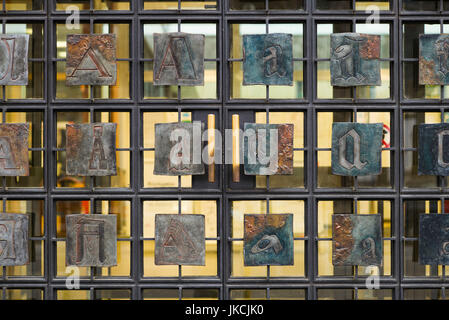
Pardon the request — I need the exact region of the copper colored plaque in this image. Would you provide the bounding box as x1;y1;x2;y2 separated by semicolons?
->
0;123;29;176
66;34;117;86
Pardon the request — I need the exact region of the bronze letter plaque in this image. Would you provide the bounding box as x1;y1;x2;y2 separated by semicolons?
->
66;123;117;176
153;32;205;86
0;123;29;176
419;34;449;85
153;122;205;176
0;213;29;266
0;34;29;85
66;34;117;86
66;214;117;267
155;214;205;265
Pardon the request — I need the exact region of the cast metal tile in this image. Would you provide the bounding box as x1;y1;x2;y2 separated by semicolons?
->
66;214;117;267
419;34;449;85
0;123;29;176
0;34;29;85
243;33;293;86
244;214;294;266
154;214;205;266
153;122;205;176
330;33;381;87
331;122;383;176
66;123;117;176
243;123;293;175
419;214;449;265
332;214;382;266
418;123;449;176
0;213;29;266
153;32;205;86
66;34;117;86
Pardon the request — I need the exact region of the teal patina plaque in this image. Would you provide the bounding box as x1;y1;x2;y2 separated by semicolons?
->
331;122;383;176
330;33;381;87
153;32;204;86
418;123;449;176
419;214;449;265
243;123;293;176
419;34;449;85
332;214;382;266
242;33;293;86
244;214;294;266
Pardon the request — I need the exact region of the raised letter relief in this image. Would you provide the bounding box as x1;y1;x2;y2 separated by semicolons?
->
66;123;117;176
66;34;117;86
419;34;449;85
0;34;29;85
155;214;205;265
153;33;204;86
66;214;117;267
0;213;28;266
331;122;383;176
0;123;29;176
243;123;294;176
243;33;293;86
332;214;382;266
419;214;449;265
418;123;449;176
244;214;293;266
153;122;204;176
330;33;381;87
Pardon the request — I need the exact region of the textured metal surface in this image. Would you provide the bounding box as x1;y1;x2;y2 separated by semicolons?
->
243;33;293;86
0;34;29;86
66;123;117;176
243;123;293;175
419;214;449;265
153;32;205;86
0;123;29;176
153;122;205;176
332;214;382;266
66;34;117;86
418;123;449;175
66;214;117;267
330;33;381;87
0;213;29;266
243;214;293;266
154;214;205;266
331;122;383;176
419;34;449;85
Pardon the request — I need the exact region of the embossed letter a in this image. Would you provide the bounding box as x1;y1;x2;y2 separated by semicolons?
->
156;36;197;81
0;136;18;170
437;130;449;168
338;129;367;170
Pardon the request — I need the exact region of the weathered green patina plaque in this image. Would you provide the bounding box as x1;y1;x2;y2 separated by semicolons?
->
419;34;449;85
244;214;294;266
418;123;449;176
419;214;449;265
332;214;382;266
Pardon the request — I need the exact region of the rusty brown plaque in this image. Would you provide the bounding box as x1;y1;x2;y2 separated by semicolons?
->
66;214;117;267
0;34;29;85
66;123;117;176
0;123;29;176
0;213;29;266
66;34;117;86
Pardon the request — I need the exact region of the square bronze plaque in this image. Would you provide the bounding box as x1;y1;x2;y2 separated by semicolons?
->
330;33;381;87
419;34;449;85
66;214;117;267
153;122;205;176
418;123;449;176
66;34;117;86
0;213;29;266
243;123;294;175
419;214;449;265
155;214;205;265
153;32;205;86
332;214;382;266
66;123;117;176
0;123;29;176
244;214;294;266
0;34;29;85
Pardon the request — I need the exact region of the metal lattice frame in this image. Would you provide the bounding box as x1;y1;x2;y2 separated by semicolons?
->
0;0;448;300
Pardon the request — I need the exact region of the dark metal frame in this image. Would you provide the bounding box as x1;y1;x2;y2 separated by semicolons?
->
0;0;446;300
